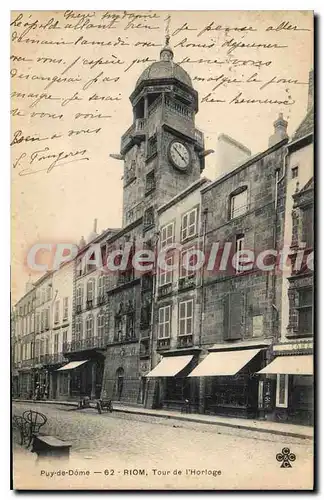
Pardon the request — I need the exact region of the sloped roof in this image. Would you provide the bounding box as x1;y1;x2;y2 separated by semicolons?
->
291;107;314;142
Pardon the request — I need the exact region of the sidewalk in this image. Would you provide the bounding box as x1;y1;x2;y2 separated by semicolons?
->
13;399;313;440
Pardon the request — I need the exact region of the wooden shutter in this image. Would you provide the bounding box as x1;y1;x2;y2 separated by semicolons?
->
223;292;242;340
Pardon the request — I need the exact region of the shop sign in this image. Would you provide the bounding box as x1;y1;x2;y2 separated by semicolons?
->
273;341;313;354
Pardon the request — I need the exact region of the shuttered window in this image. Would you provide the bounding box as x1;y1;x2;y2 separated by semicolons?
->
223;292;243;340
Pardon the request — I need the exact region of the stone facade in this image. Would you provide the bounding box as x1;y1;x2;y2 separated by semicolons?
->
201;140;288;347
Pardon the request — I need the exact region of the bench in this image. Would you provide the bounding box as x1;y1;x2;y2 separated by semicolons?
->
96;399;113;414
13;410;47;447
31;435;72;460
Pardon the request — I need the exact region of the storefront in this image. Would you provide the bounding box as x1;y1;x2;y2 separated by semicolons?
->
188;344;268;419
258;340;313;426
146;352;199;412
57;357;105;401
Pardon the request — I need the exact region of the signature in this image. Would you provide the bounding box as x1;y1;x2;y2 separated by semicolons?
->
13;147;90;175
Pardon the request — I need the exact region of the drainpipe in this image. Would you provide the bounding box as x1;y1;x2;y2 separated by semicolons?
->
272;147;289;342
198;208;208;415
199;208;208;347
149;231;160;370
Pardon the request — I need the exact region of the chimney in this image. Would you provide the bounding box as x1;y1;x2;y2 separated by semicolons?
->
93;218;98;233
307;69;314;112
79;236;86;248
268;113;288;147
214;134;251;177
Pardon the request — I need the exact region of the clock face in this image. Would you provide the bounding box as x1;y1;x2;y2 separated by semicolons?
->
169;141;190;171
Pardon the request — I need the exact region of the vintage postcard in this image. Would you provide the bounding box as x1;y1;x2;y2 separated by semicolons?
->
11;10;314;490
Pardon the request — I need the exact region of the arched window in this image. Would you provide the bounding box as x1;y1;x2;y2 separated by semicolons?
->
86;314;94;338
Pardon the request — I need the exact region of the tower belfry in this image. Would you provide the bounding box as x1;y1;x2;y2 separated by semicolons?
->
119;35;205;229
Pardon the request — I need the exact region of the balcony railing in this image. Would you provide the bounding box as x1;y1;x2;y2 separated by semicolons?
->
165;96;193;120
177;334;193;348
86;299;93;310
121;118;146;153
20;359;34;368
158;283;173;298
113;330;137;343
97;295;105;306
157;338;171;350
63;336;108;353
47;352;67;365
178;275;196;291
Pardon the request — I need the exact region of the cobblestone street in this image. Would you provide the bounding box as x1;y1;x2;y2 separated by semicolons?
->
12;402;313;490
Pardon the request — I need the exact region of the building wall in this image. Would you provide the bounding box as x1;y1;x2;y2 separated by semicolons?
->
51;261;74;351
280;142;313;340
200;141;287;349
152;182;207;368
214;134;251;178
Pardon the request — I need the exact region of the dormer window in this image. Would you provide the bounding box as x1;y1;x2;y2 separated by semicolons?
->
230;187;248;219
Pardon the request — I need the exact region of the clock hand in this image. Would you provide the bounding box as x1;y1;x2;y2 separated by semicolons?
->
174;147;186;162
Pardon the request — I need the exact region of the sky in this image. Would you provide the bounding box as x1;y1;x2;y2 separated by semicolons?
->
11;10;313;302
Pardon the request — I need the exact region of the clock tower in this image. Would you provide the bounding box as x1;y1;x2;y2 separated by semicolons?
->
119;36;205;228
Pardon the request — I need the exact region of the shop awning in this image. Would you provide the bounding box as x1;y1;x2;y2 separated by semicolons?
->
257;355;313;375
188;348;263;377
57;360;88;371
146;355;193;377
